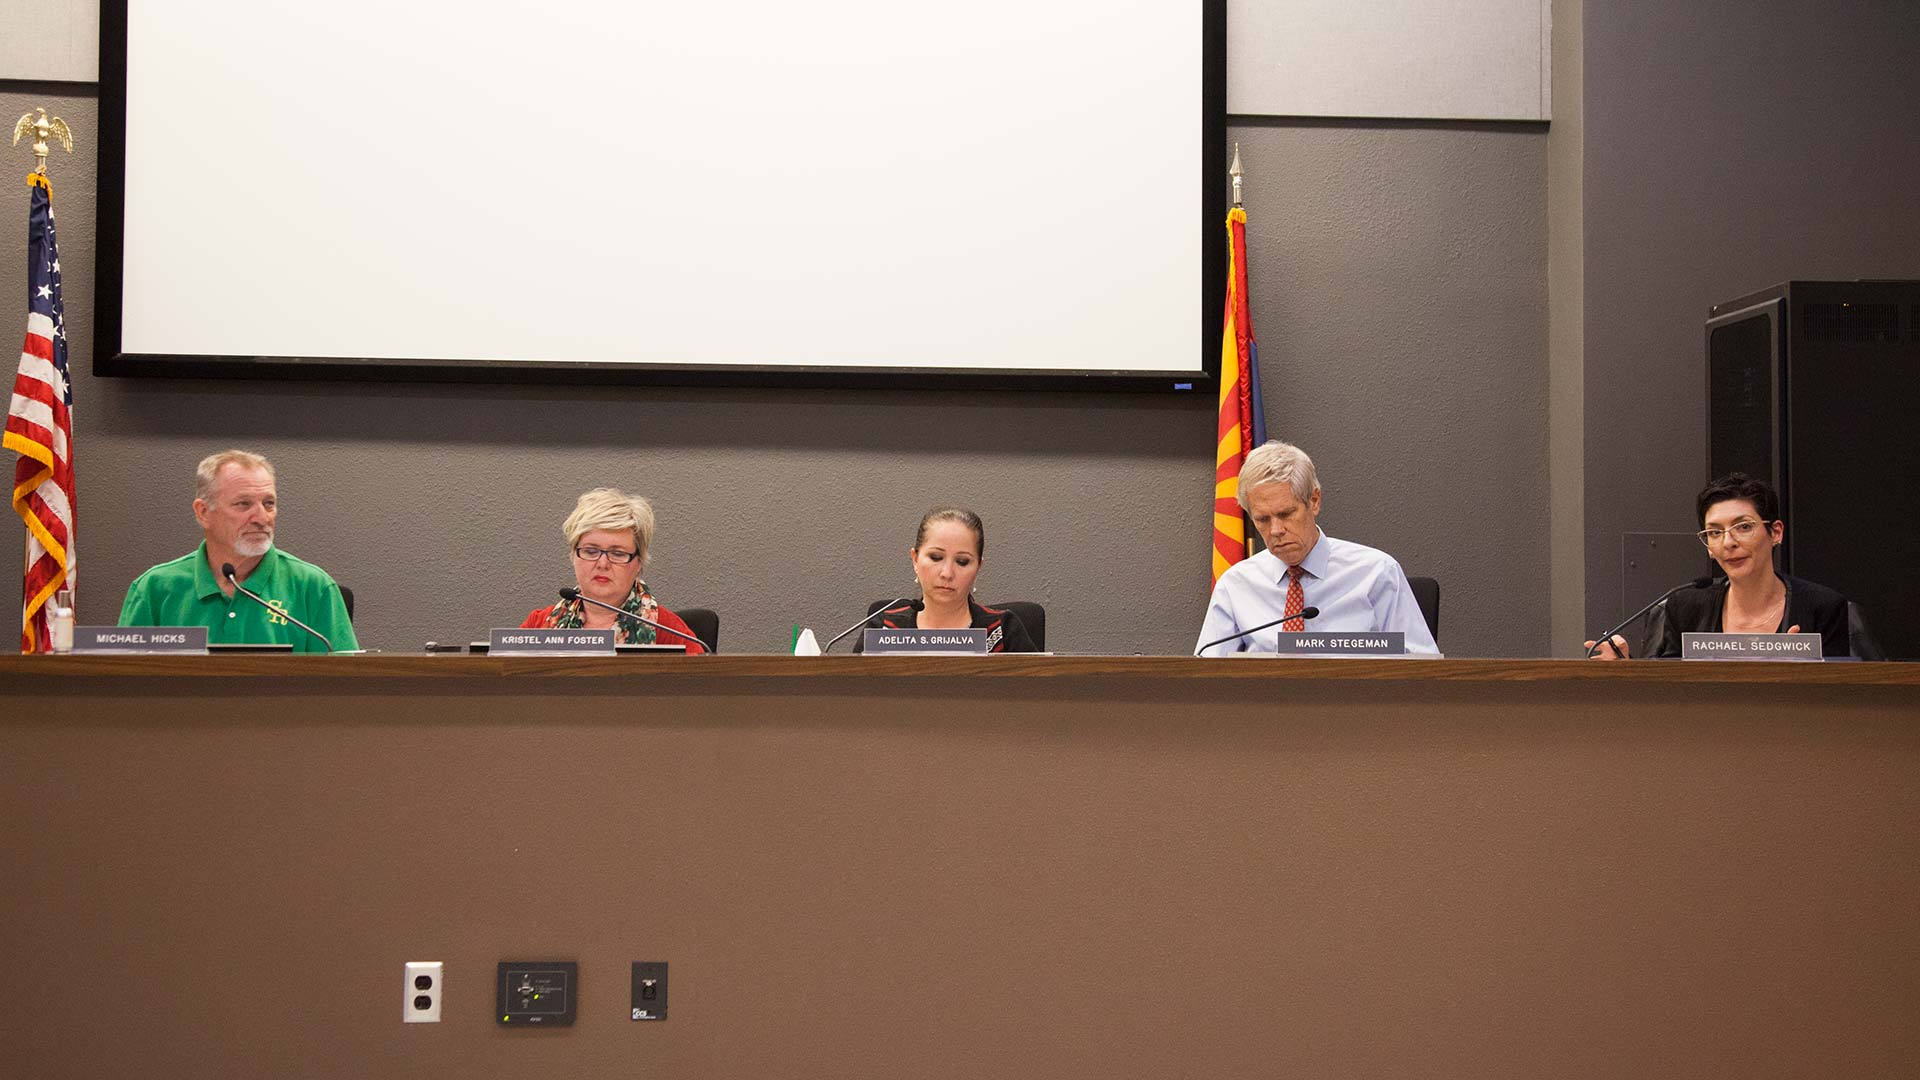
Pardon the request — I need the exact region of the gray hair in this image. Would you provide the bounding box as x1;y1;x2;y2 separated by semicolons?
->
194;450;275;504
1236;440;1318;510
563;488;656;565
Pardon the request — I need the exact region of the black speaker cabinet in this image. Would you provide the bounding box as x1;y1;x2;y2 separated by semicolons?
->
1707;280;1920;659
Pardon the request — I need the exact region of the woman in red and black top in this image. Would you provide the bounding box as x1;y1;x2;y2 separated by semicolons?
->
856;507;1037;653
519;487;707;654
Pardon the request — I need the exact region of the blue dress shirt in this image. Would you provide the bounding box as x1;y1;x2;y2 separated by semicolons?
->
1195;530;1439;656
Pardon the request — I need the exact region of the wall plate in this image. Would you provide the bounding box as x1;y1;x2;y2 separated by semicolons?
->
497;961;577;1026
631;962;668;1021
404;961;442;1023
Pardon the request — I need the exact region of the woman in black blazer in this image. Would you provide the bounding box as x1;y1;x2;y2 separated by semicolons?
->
1587;474;1853;659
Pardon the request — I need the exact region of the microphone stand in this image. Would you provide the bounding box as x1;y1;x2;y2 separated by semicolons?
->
1195;607;1320;656
559;587;711;653
1584;576;1718;658
221;562;334;653
825;595;918;653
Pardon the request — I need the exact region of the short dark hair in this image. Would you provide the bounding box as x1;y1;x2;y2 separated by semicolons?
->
915;507;985;558
1696;473;1780;526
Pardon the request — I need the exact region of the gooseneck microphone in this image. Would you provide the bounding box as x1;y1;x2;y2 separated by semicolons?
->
1194;607;1321;656
221;562;334;653
558;587;711;653
825;595;919;653
1585;576;1718;658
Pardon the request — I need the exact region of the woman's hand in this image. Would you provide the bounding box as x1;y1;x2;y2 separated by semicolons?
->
1583;635;1630;659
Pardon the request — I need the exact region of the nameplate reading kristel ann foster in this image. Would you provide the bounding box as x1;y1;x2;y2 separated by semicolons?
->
1272;631;1406;656
72;626;210;654
862;628;990;655
488;628;615;655
1681;632;1824;661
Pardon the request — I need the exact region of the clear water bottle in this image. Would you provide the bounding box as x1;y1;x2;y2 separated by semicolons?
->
49;587;74;653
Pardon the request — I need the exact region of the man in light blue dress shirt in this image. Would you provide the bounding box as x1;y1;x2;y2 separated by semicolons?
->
1196;440;1439;656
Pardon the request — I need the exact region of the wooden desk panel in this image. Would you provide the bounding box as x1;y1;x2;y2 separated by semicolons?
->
4;658;1916;1078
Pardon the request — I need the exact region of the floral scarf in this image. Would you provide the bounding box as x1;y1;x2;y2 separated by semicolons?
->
541;581;660;644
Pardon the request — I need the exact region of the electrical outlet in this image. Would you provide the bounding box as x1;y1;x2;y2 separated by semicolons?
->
405;961;443;1023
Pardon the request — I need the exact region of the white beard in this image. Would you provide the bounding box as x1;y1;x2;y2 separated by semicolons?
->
234;533;274;558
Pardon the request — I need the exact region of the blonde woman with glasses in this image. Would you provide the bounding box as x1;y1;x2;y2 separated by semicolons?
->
518;488;708;653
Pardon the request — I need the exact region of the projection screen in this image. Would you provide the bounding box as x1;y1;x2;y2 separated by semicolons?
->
98;0;1226;391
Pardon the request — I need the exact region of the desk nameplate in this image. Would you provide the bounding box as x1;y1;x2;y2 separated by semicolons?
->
1682;632;1824;661
863;628;989;654
73;626;208;654
488;628;615;655
1273;631;1405;656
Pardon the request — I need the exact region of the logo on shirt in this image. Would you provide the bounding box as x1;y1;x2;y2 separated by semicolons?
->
987;625;1003;650
264;598;291;626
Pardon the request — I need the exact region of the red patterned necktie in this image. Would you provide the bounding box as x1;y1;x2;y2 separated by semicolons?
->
1282;565;1306;632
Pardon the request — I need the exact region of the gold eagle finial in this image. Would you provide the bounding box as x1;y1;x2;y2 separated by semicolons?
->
13;108;76;176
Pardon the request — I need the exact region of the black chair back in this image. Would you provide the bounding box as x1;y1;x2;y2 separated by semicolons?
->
338;585;355;623
996;601;1046;651
1407;577;1439;646
676;607;720;654
1848;601;1885;661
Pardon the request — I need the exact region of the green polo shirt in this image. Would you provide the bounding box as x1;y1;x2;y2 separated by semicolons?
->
118;542;360;653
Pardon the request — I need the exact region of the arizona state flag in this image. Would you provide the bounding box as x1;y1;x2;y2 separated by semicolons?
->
1212;207;1265;584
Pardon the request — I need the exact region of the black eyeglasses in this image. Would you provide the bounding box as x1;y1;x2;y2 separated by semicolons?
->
573;545;639;565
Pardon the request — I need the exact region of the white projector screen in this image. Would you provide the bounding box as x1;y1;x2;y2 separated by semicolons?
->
101;0;1223;389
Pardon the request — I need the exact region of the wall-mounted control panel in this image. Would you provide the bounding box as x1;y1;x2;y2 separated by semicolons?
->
496;961;577;1026
630;961;668;1020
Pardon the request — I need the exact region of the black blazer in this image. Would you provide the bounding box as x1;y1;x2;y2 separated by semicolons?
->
1643;574;1851;658
852;598;1038;653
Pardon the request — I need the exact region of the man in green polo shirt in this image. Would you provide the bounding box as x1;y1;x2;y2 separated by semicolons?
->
118;450;359;653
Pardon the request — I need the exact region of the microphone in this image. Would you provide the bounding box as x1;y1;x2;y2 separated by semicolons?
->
558;586;711;653
1585;576;1717;658
1195;607;1321;656
221;562;334;653
826;595;919;653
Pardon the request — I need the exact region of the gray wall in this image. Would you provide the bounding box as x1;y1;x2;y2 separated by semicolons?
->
9;6;1912;652
1582;0;1920;626
0;81;1553;657
1231;119;1548;657
1545;0;1583;653
0;1;96;82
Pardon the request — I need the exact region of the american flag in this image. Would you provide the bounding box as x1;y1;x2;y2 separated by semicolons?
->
5;172;75;653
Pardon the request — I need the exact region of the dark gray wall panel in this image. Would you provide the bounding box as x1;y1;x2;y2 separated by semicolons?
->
1582;0;1920;629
